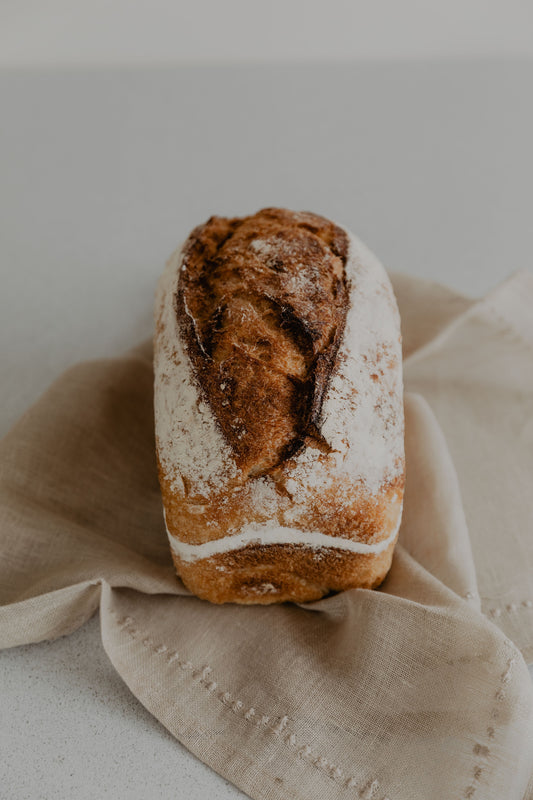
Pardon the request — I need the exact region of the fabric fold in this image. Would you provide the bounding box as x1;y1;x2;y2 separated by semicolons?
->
401;392;479;607
402;271;533;660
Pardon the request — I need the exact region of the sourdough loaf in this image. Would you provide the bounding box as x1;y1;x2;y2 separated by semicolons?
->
154;208;404;603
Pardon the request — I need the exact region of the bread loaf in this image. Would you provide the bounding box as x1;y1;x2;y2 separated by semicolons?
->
154;208;404;604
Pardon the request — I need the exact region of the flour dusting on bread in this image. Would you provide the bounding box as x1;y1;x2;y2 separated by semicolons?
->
154;208;404;603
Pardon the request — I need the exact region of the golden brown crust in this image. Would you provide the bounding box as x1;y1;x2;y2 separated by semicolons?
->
177;208;349;476
155;207;404;604
172;539;397;605
158;463;403;547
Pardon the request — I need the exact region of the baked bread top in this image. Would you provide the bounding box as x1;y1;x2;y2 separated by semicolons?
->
177;208;350;478
154;208;403;545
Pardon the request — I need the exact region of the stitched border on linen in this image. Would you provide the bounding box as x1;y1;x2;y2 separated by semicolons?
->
110;610;393;799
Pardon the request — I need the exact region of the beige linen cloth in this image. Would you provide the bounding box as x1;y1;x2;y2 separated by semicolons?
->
1;273;533;800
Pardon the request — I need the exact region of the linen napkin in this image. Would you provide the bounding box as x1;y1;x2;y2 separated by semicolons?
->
1;272;533;800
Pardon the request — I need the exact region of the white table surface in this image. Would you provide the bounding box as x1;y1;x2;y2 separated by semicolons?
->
1;61;532;799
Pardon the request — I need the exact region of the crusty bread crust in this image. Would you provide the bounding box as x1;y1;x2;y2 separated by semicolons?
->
173;539;397;605
154;208;404;604
177;208;349;476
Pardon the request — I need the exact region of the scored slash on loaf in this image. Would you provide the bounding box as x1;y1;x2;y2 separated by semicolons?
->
154;208;404;604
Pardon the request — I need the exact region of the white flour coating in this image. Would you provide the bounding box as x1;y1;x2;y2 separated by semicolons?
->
249;238;272;257
283;231;404;507
249;237;311;295
154;224;404;525
165;515;401;563
154;247;240;496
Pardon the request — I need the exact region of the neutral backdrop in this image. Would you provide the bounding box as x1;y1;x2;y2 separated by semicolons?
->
2;61;533;436
1;26;533;800
2;0;533;64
